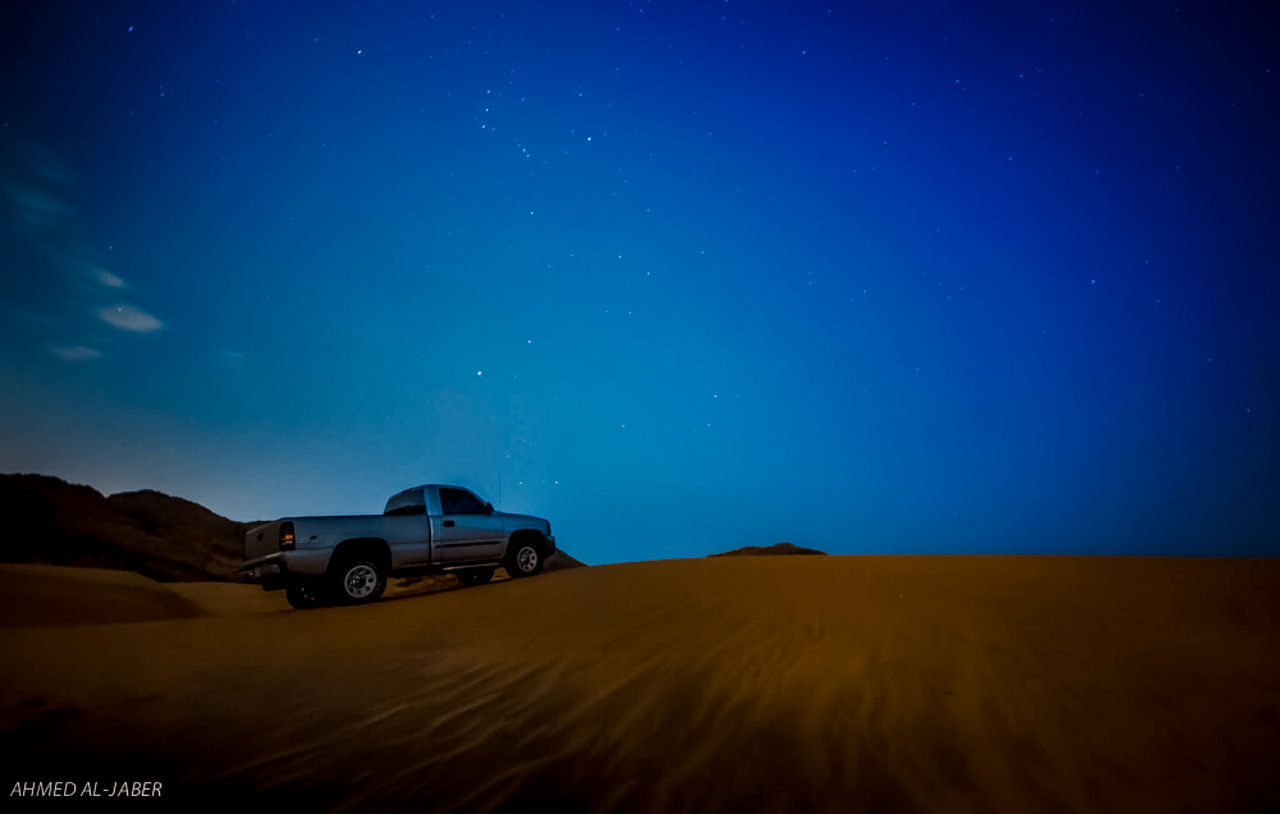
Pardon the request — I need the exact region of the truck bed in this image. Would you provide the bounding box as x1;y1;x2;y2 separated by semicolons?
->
243;514;429;564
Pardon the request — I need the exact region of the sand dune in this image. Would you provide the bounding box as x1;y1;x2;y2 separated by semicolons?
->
3;557;1279;811
0;564;205;627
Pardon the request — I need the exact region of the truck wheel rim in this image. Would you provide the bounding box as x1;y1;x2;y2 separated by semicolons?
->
344;564;378;598
517;545;538;572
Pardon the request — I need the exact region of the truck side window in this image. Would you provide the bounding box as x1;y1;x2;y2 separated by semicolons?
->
385;504;425;516
440;488;486;515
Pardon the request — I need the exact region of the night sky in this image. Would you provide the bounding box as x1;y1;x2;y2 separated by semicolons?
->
2;1;1276;563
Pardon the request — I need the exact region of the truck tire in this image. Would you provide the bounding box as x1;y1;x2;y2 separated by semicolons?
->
505;539;544;579
332;559;387;605
457;567;495;586
285;581;328;610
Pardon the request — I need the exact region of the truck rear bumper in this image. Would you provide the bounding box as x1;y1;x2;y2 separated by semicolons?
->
234;557;289;591
235;549;330;590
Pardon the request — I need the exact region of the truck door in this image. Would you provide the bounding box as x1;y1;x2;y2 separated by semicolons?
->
435;487;505;563
382;488;433;568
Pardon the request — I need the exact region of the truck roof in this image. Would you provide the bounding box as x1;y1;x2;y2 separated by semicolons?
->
384;484;486;515
395;483;464;495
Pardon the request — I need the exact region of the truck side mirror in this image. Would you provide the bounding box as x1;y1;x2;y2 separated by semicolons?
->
485;502;494;514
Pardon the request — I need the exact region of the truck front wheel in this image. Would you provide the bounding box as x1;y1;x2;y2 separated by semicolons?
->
505;540;544;579
333;559;387;605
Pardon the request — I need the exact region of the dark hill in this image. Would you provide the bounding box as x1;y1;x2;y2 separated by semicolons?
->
0;474;259;581
107;488;250;566
0;473;586;581
711;542;827;557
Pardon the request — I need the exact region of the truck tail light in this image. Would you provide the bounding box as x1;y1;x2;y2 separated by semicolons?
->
280;522;295;551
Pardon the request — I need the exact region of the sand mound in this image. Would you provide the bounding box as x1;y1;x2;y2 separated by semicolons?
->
0;564;205;627
3;556;1279;811
711;541;827;556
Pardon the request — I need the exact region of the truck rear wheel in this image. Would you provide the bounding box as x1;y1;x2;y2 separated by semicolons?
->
332;559;387;605
457;567;495;586
505;539;544;579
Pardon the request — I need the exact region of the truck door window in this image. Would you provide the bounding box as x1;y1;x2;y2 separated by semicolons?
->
440;488;487;515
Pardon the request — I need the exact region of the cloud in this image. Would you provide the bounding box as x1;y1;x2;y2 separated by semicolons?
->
49;345;103;361
98;304;163;333
8;181;73;228
2;305;70;328
95;268;127;288
6;139;163;354
28;142;76;187
6;139;76;232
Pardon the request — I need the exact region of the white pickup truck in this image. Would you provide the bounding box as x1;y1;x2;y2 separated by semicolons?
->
236;484;556;609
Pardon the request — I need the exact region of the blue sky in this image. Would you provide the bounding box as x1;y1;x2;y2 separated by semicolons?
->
1;0;1275;563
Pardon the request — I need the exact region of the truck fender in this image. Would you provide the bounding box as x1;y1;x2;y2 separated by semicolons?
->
327;538;392;575
505;529;547;555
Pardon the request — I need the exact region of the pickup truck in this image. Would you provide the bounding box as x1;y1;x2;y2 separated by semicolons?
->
236;484;556;609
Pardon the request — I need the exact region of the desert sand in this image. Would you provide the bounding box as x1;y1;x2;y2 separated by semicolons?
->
3;556;1279;811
